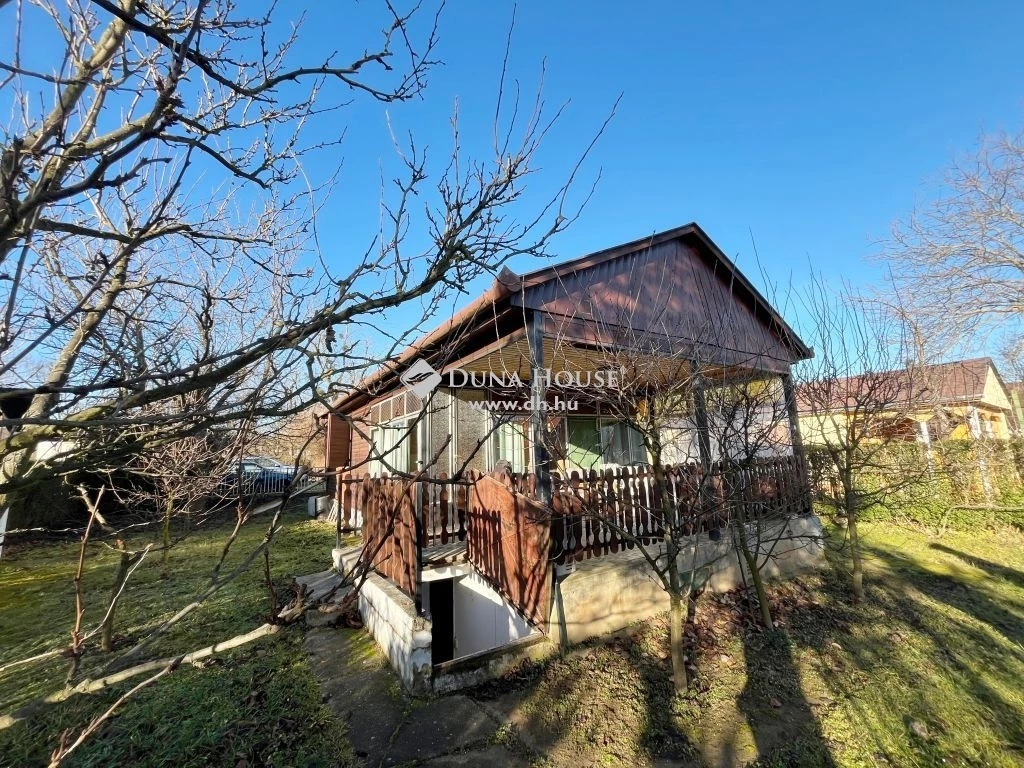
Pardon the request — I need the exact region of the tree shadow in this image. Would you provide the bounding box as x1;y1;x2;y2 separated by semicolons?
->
865;543;1024;654
470;626;704;766
735;628;837;767
928;542;1024;591
857;543;1024;753
791;538;1024;765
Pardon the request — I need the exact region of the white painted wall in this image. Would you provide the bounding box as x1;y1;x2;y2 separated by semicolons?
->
452;572;534;660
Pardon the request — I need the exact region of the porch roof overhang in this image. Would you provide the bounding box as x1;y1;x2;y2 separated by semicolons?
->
332;222;813;414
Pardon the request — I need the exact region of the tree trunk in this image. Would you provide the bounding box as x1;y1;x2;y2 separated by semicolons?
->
747;552;774;628
101;540;131;653
162;493;174;567
737;529;774;628
849;512;864;603
669;592;688;693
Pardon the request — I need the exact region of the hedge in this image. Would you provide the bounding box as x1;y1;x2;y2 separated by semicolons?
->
806;438;1024;531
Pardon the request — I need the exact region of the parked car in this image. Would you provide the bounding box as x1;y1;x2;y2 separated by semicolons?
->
243;456;296;475
221;460;295;497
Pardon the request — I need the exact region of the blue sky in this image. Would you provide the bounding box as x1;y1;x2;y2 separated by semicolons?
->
14;1;1022;349
288;1;1024;343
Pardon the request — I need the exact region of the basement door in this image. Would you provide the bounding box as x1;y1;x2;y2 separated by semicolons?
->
430;579;455;665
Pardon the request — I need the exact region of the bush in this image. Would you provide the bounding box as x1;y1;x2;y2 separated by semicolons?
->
806;439;1024;531
2;479;80;531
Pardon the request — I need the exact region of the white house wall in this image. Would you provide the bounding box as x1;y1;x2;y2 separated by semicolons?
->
452;571;534;659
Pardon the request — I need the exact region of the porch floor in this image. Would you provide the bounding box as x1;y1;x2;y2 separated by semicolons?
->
423;540;468;567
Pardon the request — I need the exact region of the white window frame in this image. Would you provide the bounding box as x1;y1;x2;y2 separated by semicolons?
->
489;416;529;473
369;417;417;476
598;418;648;467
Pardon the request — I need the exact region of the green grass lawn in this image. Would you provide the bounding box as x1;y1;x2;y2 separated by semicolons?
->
471;520;1024;767
2;509;1022;767
806;521;1024;767
0;506;352;767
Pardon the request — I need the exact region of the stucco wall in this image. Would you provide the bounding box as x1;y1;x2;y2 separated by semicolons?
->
551;515;825;646
982;366;1012;411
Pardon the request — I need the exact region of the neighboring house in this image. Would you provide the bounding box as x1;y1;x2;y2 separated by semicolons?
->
1008;381;1024;436
797;357;1015;447
322;222;820;693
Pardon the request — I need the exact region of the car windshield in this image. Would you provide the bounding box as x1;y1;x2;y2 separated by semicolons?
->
245;457;283;468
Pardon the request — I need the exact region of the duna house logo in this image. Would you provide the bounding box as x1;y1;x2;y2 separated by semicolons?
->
400;359;442;399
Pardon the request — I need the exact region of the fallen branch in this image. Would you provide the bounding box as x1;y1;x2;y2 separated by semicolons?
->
48;664;175;768
0;623;280;731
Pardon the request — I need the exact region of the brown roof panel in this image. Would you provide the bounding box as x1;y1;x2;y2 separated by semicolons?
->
796;357;998;413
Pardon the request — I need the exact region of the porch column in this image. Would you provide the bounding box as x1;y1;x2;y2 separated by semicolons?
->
692;386;713;469
528;313;552;504
968;406;983;439
781;373;805;462
917;419;931;449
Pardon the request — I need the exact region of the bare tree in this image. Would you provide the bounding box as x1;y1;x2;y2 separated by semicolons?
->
0;0;603;500
795;284;929;603
0;1;608;757
701;374;802;629
881;130;1024;356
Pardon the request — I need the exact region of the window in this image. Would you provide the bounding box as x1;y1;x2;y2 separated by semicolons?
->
369;418;418;475
491;418;528;473
565;417;602;472
563;417;647;471
599;419;647;466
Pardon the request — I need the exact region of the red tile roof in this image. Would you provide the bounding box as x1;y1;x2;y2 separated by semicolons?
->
797;357;997;413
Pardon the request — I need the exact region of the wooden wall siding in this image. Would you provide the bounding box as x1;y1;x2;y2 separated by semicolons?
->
467;473;552;629
325;414;351;471
350;429;370;473
503;456;810;564
518;239;797;370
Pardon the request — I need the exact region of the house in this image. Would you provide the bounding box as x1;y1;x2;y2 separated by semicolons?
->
797;357;1016;447
1008;381;1024;435
322;223;821;693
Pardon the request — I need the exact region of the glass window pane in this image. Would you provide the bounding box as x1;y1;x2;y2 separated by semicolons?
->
567;417;602;472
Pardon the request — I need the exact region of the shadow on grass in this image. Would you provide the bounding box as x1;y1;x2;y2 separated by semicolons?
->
470;626;703;766
466;528;1024;766
780;535;1024;766
929;542;1024;591
737;628;837;768
860;543;1024;755
471;607;841;767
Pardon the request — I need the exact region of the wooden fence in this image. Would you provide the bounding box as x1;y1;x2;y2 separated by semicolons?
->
355;476;420;597
467;473;552;629
499;455;810;564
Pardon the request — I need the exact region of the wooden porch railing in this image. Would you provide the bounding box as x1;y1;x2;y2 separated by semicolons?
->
334;471;470;598
466;473;552;629
499;455;811;564
335;453;810;596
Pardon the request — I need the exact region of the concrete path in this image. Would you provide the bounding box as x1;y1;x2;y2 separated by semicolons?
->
305;627;531;767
